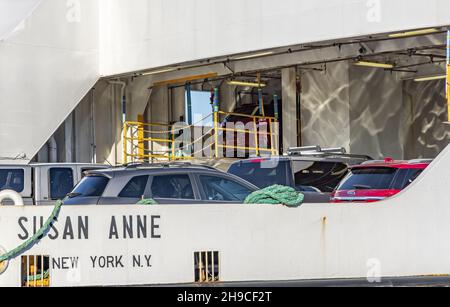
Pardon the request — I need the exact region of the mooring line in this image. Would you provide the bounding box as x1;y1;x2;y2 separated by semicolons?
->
0;200;63;263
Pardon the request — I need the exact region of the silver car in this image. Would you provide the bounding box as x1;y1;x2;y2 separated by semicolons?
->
64;163;259;205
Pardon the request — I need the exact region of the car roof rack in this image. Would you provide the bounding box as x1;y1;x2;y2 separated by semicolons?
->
123;161;218;170
408;159;433;164
288;146;346;155
287;146;373;160
360;160;390;165
360;158;433;166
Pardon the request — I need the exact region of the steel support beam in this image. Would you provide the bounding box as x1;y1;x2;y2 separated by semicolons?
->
282;67;298;153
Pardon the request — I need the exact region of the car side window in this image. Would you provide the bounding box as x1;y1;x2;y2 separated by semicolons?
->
403;169;424;189
392;169;424;190
119;175;149;198
199;175;252;202
49;168;74;200
151;175;194;199
0;169;25;193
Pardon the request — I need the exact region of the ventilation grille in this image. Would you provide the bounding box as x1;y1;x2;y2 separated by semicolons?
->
21;255;50;287
194;251;219;283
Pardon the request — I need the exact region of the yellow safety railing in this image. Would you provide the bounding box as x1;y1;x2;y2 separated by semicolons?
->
123;114;217;163
216;111;279;157
123;112;279;164
123;121;182;163
123;88;279;164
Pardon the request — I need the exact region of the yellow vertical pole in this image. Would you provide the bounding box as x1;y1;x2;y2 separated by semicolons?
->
213;87;220;159
123;122;128;165
274;120;278;155
275;120;280;154
214;112;219;158
273;94;280;155
33;255;37;288
268;118;276;156
253;117;260;156
137;114;145;161
171;131;176;161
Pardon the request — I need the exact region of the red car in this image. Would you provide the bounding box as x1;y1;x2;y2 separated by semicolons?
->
331;158;432;203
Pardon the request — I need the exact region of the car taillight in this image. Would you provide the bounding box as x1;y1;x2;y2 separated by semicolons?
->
330;191;337;201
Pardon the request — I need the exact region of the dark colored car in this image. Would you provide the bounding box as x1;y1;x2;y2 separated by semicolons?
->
63;163;259;205
228;146;372;203
331;159;431;203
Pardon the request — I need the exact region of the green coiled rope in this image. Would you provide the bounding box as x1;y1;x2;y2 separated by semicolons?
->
137;199;158;205
244;185;305;207
0;200;63;263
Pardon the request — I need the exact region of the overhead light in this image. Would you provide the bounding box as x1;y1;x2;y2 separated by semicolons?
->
141;67;177;76
233;51;274;60
388;28;440;38
227;80;267;87
354;61;394;69
413;75;446;82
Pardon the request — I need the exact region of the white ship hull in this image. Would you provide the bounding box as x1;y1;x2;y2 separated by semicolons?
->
1;144;450;287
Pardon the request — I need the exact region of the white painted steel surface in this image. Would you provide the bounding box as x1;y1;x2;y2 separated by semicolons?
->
0;0;99;163
0;0;42;40
1;0;450;163
0;143;449;286
99;0;450;76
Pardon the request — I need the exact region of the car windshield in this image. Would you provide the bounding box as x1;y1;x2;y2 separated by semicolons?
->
338;167;398;191
293;161;348;193
199;175;253;201
228;160;289;188
68;176;109;198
